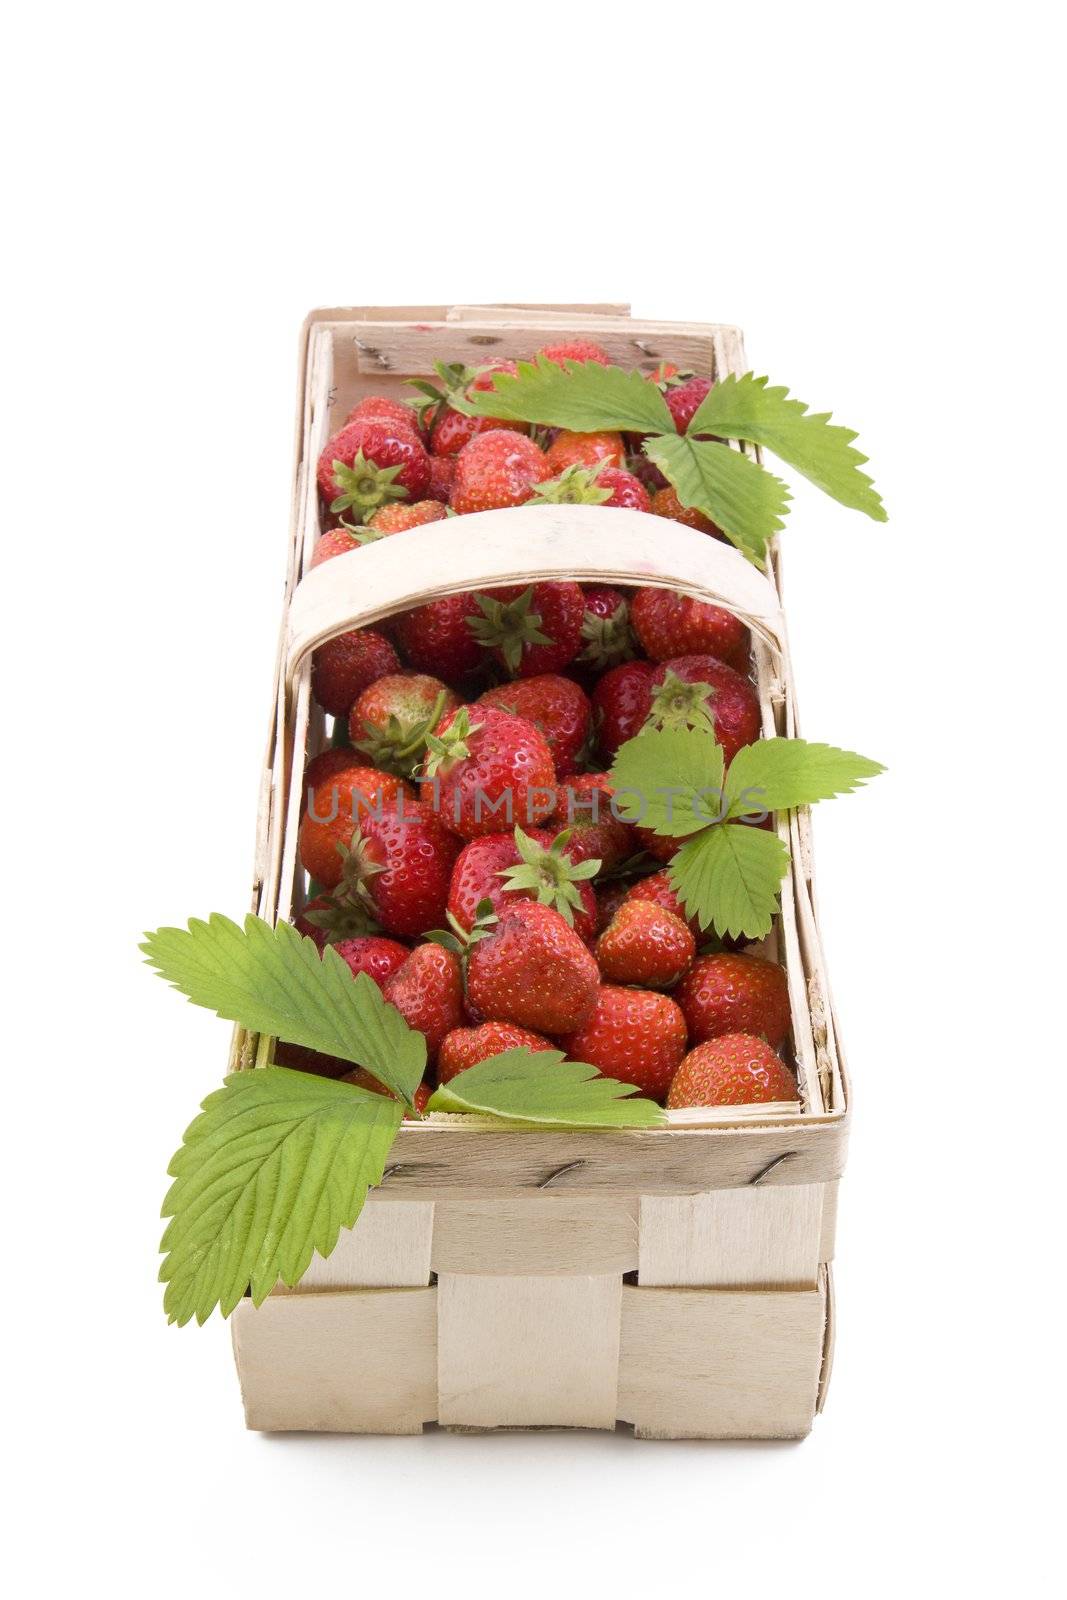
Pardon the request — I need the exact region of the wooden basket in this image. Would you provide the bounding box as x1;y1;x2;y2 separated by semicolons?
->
229;305;849;1439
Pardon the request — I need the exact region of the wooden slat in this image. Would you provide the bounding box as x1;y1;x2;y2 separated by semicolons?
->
232;1288;437;1433
430;1197;638;1276
617;1281;826;1439
341;318;726;377
283;1201;435;1290
446;303;632;321
637;1185;825;1288
436;1274;622;1429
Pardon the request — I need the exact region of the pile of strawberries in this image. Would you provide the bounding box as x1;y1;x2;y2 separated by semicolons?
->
286;338;799;1113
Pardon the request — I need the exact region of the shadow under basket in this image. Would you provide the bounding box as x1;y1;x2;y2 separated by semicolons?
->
229;303;850;1439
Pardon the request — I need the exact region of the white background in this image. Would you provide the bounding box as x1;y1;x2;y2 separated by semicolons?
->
4;4;1063;1595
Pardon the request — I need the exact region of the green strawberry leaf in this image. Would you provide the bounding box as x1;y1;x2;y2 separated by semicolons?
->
669;823;791;939
643;433;789;566
725;738;886;818
161;1068;403;1325
686;373;887;521
457;356;676;434
141;913;426;1107
427;1048;665;1127
608;728;726;837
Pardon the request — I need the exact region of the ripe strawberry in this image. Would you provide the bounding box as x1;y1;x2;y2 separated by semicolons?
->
544;430;625;474
394;593;484;679
595;882;629;934
594;466;652;511
447;827;598;941
332;935;410;989
366;499;448;536
551;773;636;871
410;360;527;456
646;361;683;384
451;431;548;514
316;418;431;518
663;375;713;433
428;454;456;502
437;1021;555;1085
647;655;761;764
467;901;599;1033
559;985;687;1100
311;628;399;718
468;583;584;677
595;901;695;989
301;746;372;816
650;484;723;538
298;768;414;890
345;395;421;431
310;525;363;568
349;672;459;776
477;674;591;776
666;1034;797;1108
537;339;611;367
577;586;638;670
382;943;464;1058
591;660;655;760
624;869;700;935
530;461;651;513
422;706;556;841
329;801;459;938
630;587;751;671
675;952;791;1049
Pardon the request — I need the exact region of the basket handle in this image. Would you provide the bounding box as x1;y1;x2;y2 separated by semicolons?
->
284;504;784;697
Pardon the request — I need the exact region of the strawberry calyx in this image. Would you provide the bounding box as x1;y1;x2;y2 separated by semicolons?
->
301;830;384;943
426;897;499;963
352;689;451;778
423;706;484;777
467;587;553;675
528;461;613;507
329;450;409;519
645;669;719;736
406;361;475;429
496;826;600;928
578;597;637;670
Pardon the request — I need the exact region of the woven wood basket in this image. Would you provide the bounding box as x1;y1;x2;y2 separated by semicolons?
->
229;304;848;1439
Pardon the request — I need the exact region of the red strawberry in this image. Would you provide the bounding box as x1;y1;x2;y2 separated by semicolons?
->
650;484;723;538
413;360;527;456
366;499;448;536
594;466;652;511
447;827;598;942
298;768;414;890
349;672;459;776
345;395;421;431
675;952;791;1049
630;588;750;672
301;747;372;816
310;525;362;568
559;985;687;1101
394;593;484;679
595;883;629;935
551;773;636;871
477;674;591;776
451;431;548;514
316;418;431;518
666;1034;797;1108
647;655;761;764
591;660;655;760
544;431;625;474
468;582;584;677
577;586;638;670
428;454;456;501
422;705;556;841
537;339;611;367
663;375;713;433
332;936;410;989
311;628;400;718
330;801;459;938
467;901;599;1033
624;869;700;935
595;901;695;989
437;1021;555;1085
646;361;683;384
382;943;464;1059
529;461;650;513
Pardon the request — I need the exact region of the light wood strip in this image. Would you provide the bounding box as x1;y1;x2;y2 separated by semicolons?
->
281;1201;435;1290
637;1185;825;1288
343;318;721;377
430;1197;639;1276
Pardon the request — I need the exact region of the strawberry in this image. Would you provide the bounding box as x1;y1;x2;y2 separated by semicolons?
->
530;462;651;513
410;360;527;457
537;339;611;367
630;587;751;671
591;660;655;760
293;894;336;949
577;586;638;670
595;882;629;934
646;361;683;384
311;628;399;718
298;768;414;891
666;1034;797;1108
301;746;372;816
332;936;410;988
447;826;598;941
422;705;556;841
451;431;549;515
327;801;459;938
624;869;701;935
316;418;431;519
663;375;713;433
366;499;448;536
594;466;652;511
437;1021;555;1085
595;901;695;989
467;901;599;1033
468;583;584;677
394;593;484;679
558;985;687;1101
341;1069;433;1116
345;395;421;431
428;454;456;502
349;672;459;777
675;952;791;1049
544;431;626;474
310;525;363;568
647;655;761;764
477;674;591;776
650;484;723;538
551;773;636;871
382;943;464;1058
